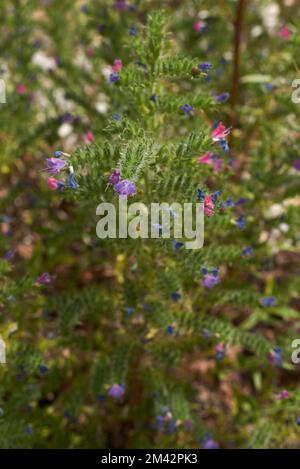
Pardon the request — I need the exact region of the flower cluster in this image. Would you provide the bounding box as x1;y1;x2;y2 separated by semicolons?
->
212;121;231;153
109;169;137;197
46;151;78;191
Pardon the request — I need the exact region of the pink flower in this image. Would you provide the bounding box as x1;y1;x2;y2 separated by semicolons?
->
198;152;214;165
37;272;53;285
86;47;94;57
112;59;123;73
48;177;58;190
197;152;224;173
85;131;95;143
279;26;292;39
17;84;28;95
276;390;290;400
193;20;206;33
212;158;224;172
212;122;231;142
204;195;215;217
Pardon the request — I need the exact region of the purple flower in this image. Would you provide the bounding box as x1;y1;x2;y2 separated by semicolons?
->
203;438;219;449
109;169;121;185
37;272;53;285
265;83;274;92
108;384;125;400
293;159;300;171
203;274;220;289
115;1;129;11
198;62;213;72
109;73;120;83
114;179;137;197
180;104;194;115
215;342;226;361
215;92;230;103
3;249;16;261
46;157;67;174
276;390;289;400
235;197;248;205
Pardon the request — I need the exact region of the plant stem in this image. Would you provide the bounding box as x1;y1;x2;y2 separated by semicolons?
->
231;0;247;129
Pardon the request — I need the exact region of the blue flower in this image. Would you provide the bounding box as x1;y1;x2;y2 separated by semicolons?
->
211;191;222;203
261;296;276;307
68;173;79;190
171;292;181;302
211;268;219;278
197;188;206;202
150;94;158;102
54;150;62;158
39;364;49;375
265;83;274;92
198;62;213;72
215;92;230;103
24;424;33;435
219;139;230;152
241;247;254;257
109;73;120;83
173;240;184;250
156;415;166;430
180;103;194;115
129;26;138;36
168;418;177;435
235;197;248;205
112;113;122;121
167;325;176;335
236;215;246;229
272;347;283;368
126;307;135;316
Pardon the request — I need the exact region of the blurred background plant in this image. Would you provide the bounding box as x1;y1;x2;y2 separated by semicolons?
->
1;0;300;449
